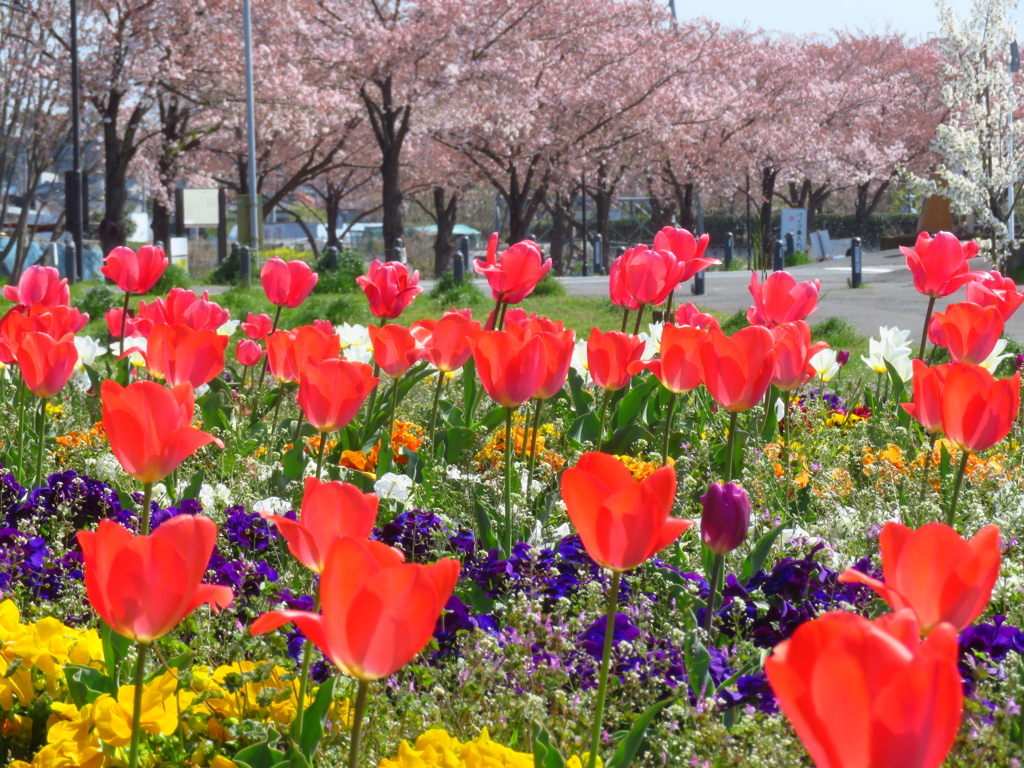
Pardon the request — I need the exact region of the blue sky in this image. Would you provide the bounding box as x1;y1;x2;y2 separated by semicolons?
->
689;0;1023;40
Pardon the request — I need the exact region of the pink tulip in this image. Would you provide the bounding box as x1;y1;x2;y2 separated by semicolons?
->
747;271;820;326
3;265;69;308
261;257;319;308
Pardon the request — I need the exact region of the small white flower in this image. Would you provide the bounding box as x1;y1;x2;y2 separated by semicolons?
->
979;338;1012;371
861;326;913;381
809;348;840;382
647;323;665;353
112;335;148;367
374;472;413;502
253;496;291;515
74;336;107;371
217;319;240;336
570;339;591;387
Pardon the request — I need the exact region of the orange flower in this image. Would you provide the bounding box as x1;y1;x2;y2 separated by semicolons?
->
141;322;229;389
587;328;645;392
14;330;77;398
770;321;828;392
839;522;1000;634
252;537;459;681
927;301;1003;365
472;329;547;407
941;363;1020;453
628;323;704;394
698;326;776;412
368;324;424;378
78;515;233;643
561;452;691;572
298;358;377;434
901;360;951;434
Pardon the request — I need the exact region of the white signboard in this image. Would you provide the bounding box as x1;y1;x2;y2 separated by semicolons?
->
780;209;808;252
169;236;189;272
810;230;833;260
182;189;220;227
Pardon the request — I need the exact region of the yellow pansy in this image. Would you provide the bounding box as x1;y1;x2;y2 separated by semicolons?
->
91;671;180;747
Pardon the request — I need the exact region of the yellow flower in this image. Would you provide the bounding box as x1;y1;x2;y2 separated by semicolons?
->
378;728;532;767
567;756;603;768
91;671;180;747
211;757;239;768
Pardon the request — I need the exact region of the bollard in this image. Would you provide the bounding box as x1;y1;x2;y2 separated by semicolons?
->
724;232;733;270
240;246;251;281
850;236;862;288
454;236;468;282
785;232;795;258
394;237;407;265
325;245;338;270
593;234;603;275
64;241;76;281
773;239;785;272
693;266;705;295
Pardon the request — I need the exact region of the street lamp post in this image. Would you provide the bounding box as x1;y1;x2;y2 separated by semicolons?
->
241;0;259;287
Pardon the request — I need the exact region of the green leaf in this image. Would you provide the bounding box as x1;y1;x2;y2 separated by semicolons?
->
740;523;790;582
64;664;116;708
435;427;475;463
566;414;601;447
684;634;712;698
761;387;780;443
606;697;675;768
233;730;286;768
567;367;594;415
200;389;230;432
473;498;498;551
180;468;205;503
101;621;131;686
291;677;336;762
476;406;507;431
532;723;566;768
613;377;657;430
602;424;650;454
884;360;906;404
282;444;308;481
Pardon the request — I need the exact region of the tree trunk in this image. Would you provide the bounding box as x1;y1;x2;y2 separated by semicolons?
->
758;167;779;270
648;187;677;233
360;78;411;261
852;179;891;238
546;195;572;275
432;187;458;277
98;91;146;255
325;185;342;249
381;146;403;260
152;200;171;248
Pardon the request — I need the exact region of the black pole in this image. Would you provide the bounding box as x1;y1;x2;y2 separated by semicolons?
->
581;173;587;269
851;236;863;288
724;231;733;270
773;239;784;272
68;0;83;283
217;188;228;264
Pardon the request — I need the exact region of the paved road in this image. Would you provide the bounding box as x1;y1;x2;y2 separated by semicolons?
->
425;249;1024;343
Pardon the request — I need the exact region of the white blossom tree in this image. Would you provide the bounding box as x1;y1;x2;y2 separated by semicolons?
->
913;0;1024;269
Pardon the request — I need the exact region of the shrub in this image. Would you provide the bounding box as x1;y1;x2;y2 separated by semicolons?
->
152;263;190;295
429;271;485;307
312;249;365;294
529;271;565;297
74;284;119;322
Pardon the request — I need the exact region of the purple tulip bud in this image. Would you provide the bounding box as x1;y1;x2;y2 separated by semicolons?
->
700;481;751;555
1016;353;1024;372
836;350;850;366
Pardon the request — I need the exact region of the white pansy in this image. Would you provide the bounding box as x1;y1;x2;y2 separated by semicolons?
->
217;319;240;336
647;323;665;353
336;323;374;364
112;335;148;367
199;483;232;513
374;472;413;502
809;348;840;382
73;336;107;371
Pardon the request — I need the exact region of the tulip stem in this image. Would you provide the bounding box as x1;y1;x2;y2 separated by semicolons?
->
945;450;971;528
664;289;676;325
294;591;321;753
780;395;791;507
704;553;724;639
140;482;153;536
497;300;509;331
918;295;936;361
662;392;677;466
724;411;739;484
503;407;515;555
526;398;544;489
427;372;446;452
292;413;305;447
361;362;382;444
620;307;629;333
255;305;284;395
315;434;327;481
919;432;938;505
389;374;400;448
14;377;26;484
33;398;46;489
486;298;502;331
632;304;645;336
347;679;370;768
596;389;611;450
127;641;150;768
586;569;621;768
119;290;131;372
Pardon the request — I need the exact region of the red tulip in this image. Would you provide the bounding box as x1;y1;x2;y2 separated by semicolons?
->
368;324;425;378
587;328;646;392
839;522;1000;634
101;380;224;484
616;245;681;306
608;255;641;310
298;358;377;433
503;308;565;335
747;271;820;326
241;312;273;340
105;307;151;340
653;227;719;282
101;245;168;294
901;360;951;434
561;451;692;572
699;326;777;412
236;339;265;367
966;270;1024;322
137;288;229;334
78;515;233;643
765;609;963;768
261;257;318;308
251;537;459;681
927;301;1003;365
472;329;547;407
3;265;69;307
940;362;1020;453
356;259;421;319
533;330;576;400
3;304;88;342
14;331;77;398
674;302;720;331
261;476;378;573
771;321;828;392
140;323;228;389
628;324;705;394
901;231;981;298
416;313;481;373
266;325;341;383
474;239;552;304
